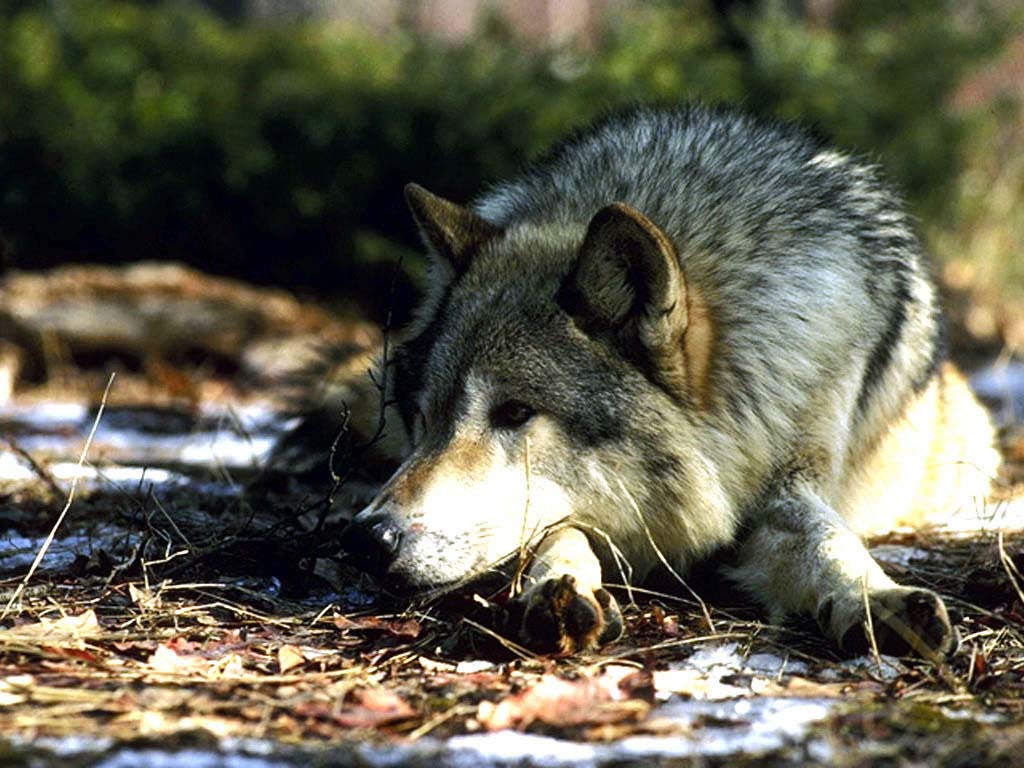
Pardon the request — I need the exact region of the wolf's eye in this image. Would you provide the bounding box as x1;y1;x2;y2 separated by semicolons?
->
490;399;536;430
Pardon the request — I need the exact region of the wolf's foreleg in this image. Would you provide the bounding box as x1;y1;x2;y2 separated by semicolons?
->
729;486;955;658
500;527;623;654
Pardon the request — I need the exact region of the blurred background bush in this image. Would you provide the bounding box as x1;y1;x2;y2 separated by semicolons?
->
0;0;1021;335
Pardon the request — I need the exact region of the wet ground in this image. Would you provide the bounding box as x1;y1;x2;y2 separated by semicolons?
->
1;361;1024;766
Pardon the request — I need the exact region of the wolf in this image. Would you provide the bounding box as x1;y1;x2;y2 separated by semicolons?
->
291;105;1000;658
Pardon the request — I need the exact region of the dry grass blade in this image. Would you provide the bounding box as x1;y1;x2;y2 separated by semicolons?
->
615;476;716;632
997;528;1024;607
1;372;116;620
512;436;533;597
460;617;536;661
407;704;476;741
861;571;883;667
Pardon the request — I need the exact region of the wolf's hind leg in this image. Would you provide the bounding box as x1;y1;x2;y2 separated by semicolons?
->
729;485;955;659
501;527;623;654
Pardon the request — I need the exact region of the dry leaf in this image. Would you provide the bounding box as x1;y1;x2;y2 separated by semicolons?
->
652;668;750;700
294;687;415;729
334;615;421;638
208;652;246;679
147;644;211;675
477;671;646;731
40;645;102;664
335;687;415;728
277;644;306;673
128;583;161;610
419;657;456;673
751;676;858;698
0;610;102;646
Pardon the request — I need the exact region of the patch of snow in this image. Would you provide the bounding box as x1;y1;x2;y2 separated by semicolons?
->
646;696;834;758
0;455;245;495
806;737;835;763
447;732;600;767
9;733;114;756
870;544;931;568
653;667;750;700
0;401;87;427
681;641;744;672
178;433;278;468
0;400;296;491
653;643;815;701
0;452;36;481
743;652;809;676
819;654;907;681
674;641;808;678
0;532;87;571
47;463;176;484
940;706;1004;723
0;523;134;573
91;749;293;768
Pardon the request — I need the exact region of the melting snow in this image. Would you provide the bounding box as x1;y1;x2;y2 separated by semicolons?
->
0;401;288;486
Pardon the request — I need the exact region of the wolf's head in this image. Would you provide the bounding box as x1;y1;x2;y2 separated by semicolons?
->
342;184;717;595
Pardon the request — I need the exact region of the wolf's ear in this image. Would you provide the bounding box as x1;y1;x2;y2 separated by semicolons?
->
561;203;687;352
405;183;500;274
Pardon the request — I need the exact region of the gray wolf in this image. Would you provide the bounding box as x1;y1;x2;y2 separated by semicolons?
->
291;105;1000;657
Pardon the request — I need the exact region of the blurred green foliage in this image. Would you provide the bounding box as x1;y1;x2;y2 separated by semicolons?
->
0;0;1017;318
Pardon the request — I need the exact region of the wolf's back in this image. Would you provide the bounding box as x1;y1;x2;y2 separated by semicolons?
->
475;105;997;525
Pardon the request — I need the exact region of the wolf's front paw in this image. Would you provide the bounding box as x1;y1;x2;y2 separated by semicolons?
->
501;574;623;654
822;587;957;659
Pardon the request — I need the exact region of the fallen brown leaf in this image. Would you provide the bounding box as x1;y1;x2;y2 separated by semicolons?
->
40;645;102;665
334;615;421;638
294;687;416;729
147;644;212;675
277;644;306;673
335;687;416;728
0;611;102;646
477;670;648;731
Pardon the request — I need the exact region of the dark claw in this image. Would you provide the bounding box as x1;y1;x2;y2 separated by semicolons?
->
502;576;622;654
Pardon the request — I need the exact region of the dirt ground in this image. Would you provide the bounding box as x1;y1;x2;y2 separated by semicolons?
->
1;265;1023;767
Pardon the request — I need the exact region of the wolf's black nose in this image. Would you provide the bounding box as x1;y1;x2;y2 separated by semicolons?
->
339;517;402;577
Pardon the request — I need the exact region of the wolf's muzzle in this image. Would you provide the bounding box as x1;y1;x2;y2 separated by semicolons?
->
339;513;402;579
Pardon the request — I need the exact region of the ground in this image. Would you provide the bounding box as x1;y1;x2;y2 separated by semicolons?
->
1;265;1023;767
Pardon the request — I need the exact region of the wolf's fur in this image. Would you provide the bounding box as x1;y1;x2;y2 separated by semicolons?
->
303;105;999;656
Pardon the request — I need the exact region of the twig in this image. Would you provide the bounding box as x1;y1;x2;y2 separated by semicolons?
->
598;631;752;663
0;434;62;498
512;436;533;597
997;528;1024;607
407;704;476;741
324;252;406;512
461;617;536;660
1;372;116;620
861;571;883;668
149;492;194;551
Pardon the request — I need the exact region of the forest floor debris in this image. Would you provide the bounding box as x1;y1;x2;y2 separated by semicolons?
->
1;386;1023;766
